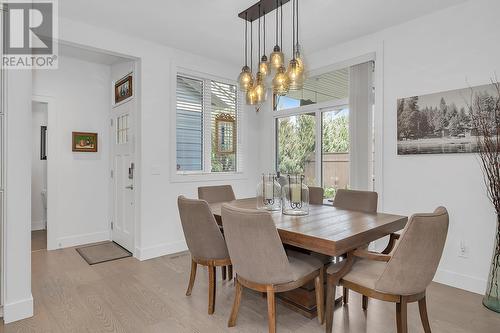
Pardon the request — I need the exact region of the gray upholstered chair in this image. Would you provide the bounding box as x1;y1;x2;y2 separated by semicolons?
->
332;189;378;213
309;186;324;205
198;185;236;280
177;196;232;315
332;189;379;305
221;204;325;333
325;207;449;333
198;185;236;203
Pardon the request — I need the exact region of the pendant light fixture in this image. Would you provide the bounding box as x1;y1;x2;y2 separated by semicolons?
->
294;0;305;77
238;12;253;92
272;1;289;96
258;9;270;79
246;20;258;105
269;0;284;70
254;4;267;104
286;0;304;90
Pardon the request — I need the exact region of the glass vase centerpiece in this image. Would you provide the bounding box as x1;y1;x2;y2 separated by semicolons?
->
257;173;282;211
282;174;309;216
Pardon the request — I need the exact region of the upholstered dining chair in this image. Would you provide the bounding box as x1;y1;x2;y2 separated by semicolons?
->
325;207;449;333
332;189;378;213
198;185;236;203
332;189;378;306
198;184;236;280
177;196;232;315
309;186;325;205
221;204;325;333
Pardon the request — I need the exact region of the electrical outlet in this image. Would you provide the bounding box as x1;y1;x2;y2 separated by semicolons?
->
459;240;469;258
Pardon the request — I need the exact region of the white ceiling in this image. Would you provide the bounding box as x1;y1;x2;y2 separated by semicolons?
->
60;0;468;66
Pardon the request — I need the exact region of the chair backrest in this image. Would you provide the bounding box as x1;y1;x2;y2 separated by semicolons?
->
198;185;236;204
177;196;229;260
375;207;449;295
309;187;324;205
221;204;293;285
332;189;378;213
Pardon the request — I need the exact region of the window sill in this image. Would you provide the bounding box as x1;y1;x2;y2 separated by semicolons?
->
170;171;247;184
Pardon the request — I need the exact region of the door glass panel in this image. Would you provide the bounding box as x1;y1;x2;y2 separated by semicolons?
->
276;113;316;185
322;108;349;198
116;114;129;144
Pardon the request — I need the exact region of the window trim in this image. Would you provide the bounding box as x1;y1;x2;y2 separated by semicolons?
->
170;67;246;183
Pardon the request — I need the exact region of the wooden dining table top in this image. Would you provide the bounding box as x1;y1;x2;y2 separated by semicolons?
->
209;198;408;257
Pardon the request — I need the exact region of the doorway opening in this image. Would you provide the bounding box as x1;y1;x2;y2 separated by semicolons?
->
31;42;139;254
31;101;48;251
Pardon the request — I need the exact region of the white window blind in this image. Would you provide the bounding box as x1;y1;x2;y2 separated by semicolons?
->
176;76;204;172
176;74;240;175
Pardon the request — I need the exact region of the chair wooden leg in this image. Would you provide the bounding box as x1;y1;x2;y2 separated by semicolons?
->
343;287;349;304
222;266;227;280
228;265;233;281
186;259;197;296
362;295;368;310
418;295;432;333
208;265;216;315
267;290;276;333
314;267;325;324
325;275;337;333
396;298;408;333
228;279;243;327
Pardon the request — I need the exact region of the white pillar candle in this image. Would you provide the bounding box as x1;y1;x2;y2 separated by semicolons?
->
290;184;301;203
265;182;274;199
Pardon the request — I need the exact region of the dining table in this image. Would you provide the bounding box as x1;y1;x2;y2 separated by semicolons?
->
209;197;408;318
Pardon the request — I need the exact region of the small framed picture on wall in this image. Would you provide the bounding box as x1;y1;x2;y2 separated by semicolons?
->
72;132;98;152
114;74;133;104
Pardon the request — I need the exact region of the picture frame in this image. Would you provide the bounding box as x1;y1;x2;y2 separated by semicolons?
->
114;74;133;104
72;132;98;152
215;113;236;154
397;83;499;155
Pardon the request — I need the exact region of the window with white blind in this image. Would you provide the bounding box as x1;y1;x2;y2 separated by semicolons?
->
176;74;239;174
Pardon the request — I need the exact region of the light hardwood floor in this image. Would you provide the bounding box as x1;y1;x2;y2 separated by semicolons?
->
2;247;499;332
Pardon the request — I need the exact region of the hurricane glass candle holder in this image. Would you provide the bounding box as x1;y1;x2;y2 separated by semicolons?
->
257;173;282;211
282;174;309;216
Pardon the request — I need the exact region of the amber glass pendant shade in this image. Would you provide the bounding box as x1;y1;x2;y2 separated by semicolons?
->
254;72;267;103
286;59;304;90
238;65;253;92
246;85;258;105
272;65;289;96
270;45;284;70
259;55;270;79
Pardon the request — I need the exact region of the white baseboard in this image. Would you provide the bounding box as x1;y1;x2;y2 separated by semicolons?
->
3;296;33;323
56;231;110;249
31;220;46;231
433;268;487;295
136;240;187;261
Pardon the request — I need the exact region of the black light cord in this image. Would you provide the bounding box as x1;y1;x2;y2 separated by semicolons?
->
250;20;253;72
258;4;261;59
275;0;278;45
280;0;283;49
244;12;248;66
263;10;266;55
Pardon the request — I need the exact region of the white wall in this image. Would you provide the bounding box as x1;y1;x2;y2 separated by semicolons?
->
55;19;261;261
31;102;47;231
33;55;111;249
4;69;33;323
260;0;500;295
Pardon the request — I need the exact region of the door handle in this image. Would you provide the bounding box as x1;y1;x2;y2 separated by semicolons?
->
125;185;134;190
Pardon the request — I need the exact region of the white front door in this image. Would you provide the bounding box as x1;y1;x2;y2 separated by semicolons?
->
111;102;135;252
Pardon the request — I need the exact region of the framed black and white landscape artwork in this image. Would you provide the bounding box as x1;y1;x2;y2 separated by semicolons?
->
397;84;498;155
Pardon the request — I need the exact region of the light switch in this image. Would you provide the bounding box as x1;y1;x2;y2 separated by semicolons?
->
151;164;161;175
